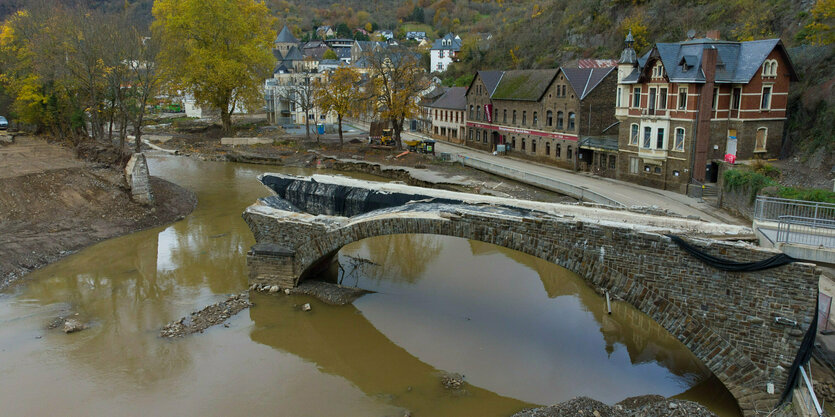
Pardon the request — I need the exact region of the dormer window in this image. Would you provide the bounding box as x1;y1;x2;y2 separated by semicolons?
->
652;62;665;79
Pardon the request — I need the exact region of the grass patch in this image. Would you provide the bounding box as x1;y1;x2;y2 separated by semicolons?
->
724;165;835;204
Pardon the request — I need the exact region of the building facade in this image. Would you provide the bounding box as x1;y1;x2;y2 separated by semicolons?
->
464;67;618;170
427;87;467;143
615;32;797;191
430;33;462;73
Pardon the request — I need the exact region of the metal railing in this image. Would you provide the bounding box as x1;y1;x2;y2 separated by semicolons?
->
776;215;835;248
754;196;835;222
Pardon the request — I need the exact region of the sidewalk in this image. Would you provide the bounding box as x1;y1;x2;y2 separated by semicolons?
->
347;121;744;225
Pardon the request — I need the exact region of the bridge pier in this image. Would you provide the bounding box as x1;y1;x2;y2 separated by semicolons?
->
247;243;298;289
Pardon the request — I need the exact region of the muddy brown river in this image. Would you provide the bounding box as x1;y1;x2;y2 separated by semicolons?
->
0;154;741;416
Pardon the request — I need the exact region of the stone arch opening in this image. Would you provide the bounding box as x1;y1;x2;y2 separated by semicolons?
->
245;174;819;416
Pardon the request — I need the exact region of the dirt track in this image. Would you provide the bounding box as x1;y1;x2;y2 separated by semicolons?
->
0;137;196;289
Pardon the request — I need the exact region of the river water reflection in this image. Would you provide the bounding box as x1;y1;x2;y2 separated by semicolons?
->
0;154;740;416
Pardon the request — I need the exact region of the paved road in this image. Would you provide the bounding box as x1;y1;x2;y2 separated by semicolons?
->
348;121;742;225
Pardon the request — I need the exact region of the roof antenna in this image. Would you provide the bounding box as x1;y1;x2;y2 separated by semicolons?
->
687;29;696;40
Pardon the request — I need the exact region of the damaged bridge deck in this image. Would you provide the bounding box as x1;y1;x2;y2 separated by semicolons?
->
242;173;820;416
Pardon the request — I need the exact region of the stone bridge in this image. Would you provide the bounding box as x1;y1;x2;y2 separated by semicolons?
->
242;173;820;416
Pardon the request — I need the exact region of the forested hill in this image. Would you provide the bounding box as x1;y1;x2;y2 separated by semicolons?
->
3;0;832;159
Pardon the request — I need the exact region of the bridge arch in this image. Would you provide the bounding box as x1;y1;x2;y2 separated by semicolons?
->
244;173;819;416
291;213;763;414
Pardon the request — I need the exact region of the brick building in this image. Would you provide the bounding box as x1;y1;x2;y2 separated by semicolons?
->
464;66;618;169
615;31;797;192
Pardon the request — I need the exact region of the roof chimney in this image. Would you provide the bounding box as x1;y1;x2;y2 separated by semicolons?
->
706;30;720;40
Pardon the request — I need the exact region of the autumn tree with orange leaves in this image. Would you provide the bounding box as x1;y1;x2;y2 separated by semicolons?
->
314;67;362;146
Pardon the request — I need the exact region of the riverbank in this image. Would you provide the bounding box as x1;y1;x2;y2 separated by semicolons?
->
0;137;197;290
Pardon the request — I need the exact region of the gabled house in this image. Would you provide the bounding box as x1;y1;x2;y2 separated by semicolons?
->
430;33;462;73
464;66;618;170
316;26;334;39
351;40;386;63
427;87;467;142
614;31;798;191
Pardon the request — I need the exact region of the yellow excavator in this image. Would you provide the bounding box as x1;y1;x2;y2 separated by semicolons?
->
380;128;395;146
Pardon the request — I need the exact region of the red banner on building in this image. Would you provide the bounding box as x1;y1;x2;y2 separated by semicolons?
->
484;104;493;123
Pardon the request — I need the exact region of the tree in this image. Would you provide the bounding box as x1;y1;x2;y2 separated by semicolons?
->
367;46;429;149
279;74;317;139
804;0;835;45
323;48;338;60
152;0;275;134
125;33;162;153
314;67;362;146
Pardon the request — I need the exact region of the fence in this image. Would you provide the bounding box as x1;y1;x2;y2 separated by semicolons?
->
453;154;624;207
754;196;835;223
776;215;835;248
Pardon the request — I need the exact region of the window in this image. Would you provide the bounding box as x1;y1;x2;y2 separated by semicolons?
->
562;85;566;97
630;124;639;145
568;112;575;131
469;105;473;119
434;109;438;119
762;59;778;77
629;157;639;174
731;87;741;110
546;142;551;156
567;146;573;160
557;111;564;129
678;87;688;110
659;88;667;110
761;86;772;110
556;143;561;157
512;110;517;124
521;138;526;150
512;137;516;149
642;126;652;148
633;87;641;108
522;111;527;125
654;166;662;174
656;127;665;149
468;129;473;140
533;112;538;127
649;87;656;112
494;108;498;121
712;87;719;110
547;110;553;126
674;127;685;151
503;109;507;123
616;87;622;107
483;131;488;143
608;155;616;169
755;128;767;152
476;106;481;120
531;139;536;153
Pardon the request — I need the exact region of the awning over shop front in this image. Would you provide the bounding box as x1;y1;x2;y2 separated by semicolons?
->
578;136;618;152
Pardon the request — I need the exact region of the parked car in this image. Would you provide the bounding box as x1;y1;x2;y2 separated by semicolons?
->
0;116;7;130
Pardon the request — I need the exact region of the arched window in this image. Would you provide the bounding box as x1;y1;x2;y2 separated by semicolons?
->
762;59;778;77
557;111;564;129
567;145;573;160
546;141;551;156
521;138;526;150
531;139;536;153
547;110;553;127
556;143;561;158
568;112;575;131
674;127;685;151
503;109;507;123
533;112;538;127
511;136;516;149
522;111;527;125
755;127;767;152
630;124;639;146
512;110;517;124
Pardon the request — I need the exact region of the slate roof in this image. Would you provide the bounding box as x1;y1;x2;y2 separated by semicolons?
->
491;69;559;101
428;87;467;110
334;47;352;59
475;70;504;96
275;25;298;44
272;49;283;61
282;46;304;61
561;66;616;100
431;33;462;51
622;38;797;84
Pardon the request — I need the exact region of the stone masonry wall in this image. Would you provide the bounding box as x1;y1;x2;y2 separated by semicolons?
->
124;153;154;205
246;207;819;416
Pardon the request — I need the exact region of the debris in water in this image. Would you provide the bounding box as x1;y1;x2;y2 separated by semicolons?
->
160;292;251;338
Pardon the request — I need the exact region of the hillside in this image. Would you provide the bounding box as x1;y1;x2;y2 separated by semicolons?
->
2;0;832;170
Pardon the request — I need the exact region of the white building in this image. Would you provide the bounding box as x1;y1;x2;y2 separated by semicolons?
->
427;87;467;142
430;33;462;73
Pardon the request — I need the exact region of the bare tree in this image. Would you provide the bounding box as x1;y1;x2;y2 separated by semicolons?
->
278;73;317;140
126;32;161;153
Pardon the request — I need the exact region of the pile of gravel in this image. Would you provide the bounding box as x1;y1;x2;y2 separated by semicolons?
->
160;293;251;338
511;395;718;417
